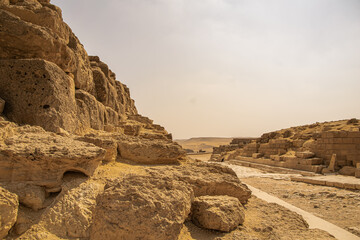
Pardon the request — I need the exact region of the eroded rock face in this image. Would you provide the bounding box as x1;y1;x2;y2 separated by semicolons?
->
0;186;19;239
0;1;94;92
117;137;186;164
191;195;245;232
0;59;78;133
90;175;194;240
0;121;105;187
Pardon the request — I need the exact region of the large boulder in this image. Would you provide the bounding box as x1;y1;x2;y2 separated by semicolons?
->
90;175;194;240
117;137;186;164
0;186;19;239
147;162;252;204
0;121;105;187
0;59;78;133
191;195;245;232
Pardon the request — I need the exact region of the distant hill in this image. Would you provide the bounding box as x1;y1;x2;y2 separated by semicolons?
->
175;137;233;153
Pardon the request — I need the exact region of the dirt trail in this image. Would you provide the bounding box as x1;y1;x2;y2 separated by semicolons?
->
224;163;360;240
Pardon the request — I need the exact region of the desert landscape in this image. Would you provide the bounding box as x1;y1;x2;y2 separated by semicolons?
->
0;0;359;240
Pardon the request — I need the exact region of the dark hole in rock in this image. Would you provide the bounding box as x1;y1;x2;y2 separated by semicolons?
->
43;105;50;109
62;170;88;182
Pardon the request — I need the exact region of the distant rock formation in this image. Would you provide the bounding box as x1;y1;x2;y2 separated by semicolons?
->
213;119;360;177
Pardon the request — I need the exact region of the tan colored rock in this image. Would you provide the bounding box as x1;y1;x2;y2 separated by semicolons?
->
0;186;19;239
75;134;118;162
90;175;193;240
117;137;186;164
0;97;4;113
2;183;45;211
295;151;315;159
75;89;113;132
338;166;356;176
191;195;245;232
147;162;252;204
0;2;95;92
28;179;105;239
0;123;105;187
0;59;78;133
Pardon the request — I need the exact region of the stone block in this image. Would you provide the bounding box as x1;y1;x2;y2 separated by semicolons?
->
295;151;315;159
338;166;356;176
252;153;263;159
0;59;78;133
355;169;360;178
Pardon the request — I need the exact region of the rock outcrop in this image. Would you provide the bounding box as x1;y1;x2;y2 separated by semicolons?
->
191;195;245;232
0;1;253;239
90;175;193;240
0;120;105;187
146;162;252;204
0;186;19;239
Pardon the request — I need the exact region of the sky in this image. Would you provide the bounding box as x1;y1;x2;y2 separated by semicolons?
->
52;0;360;139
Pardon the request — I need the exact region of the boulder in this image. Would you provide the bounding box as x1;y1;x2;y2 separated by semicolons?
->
90;175;193;240
0;122;105;187
75;134;118;162
339;166;356;176
35;179;104;239
0;186;19;239
117;137;186;164
2;183;45;211
0;59;78;133
191;195;245;232
147;162;252;204
295;151;315;159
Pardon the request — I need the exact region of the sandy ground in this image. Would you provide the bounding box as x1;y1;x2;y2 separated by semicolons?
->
221;163;360;237
179;196;335;240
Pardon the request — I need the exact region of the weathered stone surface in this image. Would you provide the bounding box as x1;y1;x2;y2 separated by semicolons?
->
0;2;95;92
147;162;252;204
36;179;104;239
295;151;315;159
90;175;193;240
338;166;356;176
2;183;45;211
0;121;105;187
0;59;78;133
75;134;118;162
0;186;19;239
191;195;245;232
117;137;186;164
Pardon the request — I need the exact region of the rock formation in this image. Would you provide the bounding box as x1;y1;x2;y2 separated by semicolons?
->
212;119;360;177
191;195;245;232
0;1;252;239
0;186;18;239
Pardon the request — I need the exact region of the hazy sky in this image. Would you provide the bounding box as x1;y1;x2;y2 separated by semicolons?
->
53;0;360;139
